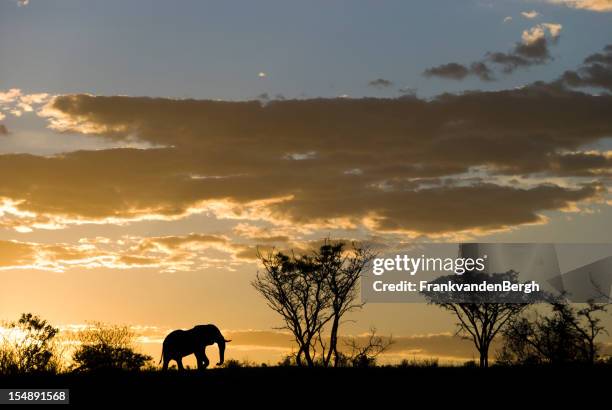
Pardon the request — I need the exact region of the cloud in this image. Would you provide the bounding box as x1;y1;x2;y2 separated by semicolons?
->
521;10;540;19
0;233;259;273
368;78;394;88
487;23;562;73
541;23;563;38
424;63;470;80
0;232;357;272
424;23;562;80
559;44;612;91
0;89;51;119
503;16;513;23
0;78;606;237
423;62;494;81
232;223;291;244
546;0;612;12
468;62;495;81
0;89;21;103
2;52;611;238
0;240;37;268
0;125;8;136
17;0;29;7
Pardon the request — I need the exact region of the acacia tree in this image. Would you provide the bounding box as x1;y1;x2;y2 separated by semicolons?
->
253;251;331;367
422;271;537;368
252;240;374;367
317;242;375;367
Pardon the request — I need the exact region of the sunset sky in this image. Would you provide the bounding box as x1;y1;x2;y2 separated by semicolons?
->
1;0;612;365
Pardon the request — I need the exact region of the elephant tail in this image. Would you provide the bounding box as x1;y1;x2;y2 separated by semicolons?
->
158;350;164;365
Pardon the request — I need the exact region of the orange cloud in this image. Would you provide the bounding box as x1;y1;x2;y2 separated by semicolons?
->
547;0;612;12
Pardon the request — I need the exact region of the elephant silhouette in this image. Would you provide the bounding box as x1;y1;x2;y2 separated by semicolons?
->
160;324;231;371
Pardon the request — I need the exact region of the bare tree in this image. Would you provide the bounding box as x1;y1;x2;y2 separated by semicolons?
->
252;250;332;367
252;240;374;367
317;241;375;367
344;328;394;368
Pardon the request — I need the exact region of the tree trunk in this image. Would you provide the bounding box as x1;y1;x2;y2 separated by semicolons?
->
479;344;489;368
303;345;314;367
296;345;304;367
327;315;340;367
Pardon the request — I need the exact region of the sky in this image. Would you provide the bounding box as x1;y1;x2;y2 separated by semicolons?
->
1;0;612;365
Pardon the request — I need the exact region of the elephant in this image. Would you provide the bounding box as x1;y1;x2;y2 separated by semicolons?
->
160;324;231;371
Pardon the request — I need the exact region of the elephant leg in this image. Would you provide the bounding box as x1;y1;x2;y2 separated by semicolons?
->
162;357;169;371
176;358;185;371
194;352;205;371
202;349;210;368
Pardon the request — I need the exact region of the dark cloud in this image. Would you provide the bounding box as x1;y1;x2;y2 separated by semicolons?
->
550;151;612;176
424;24;561;81
424;62;494;81
559;44;612;91
469;62;495;81
368;78;394;88
8;77;610;235
488;37;551;73
423;63;470;80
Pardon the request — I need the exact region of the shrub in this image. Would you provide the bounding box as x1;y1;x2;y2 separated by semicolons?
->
0;313;63;375
72;322;151;372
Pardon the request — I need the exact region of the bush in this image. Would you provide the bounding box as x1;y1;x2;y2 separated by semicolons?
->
73;345;150;371
398;357;439;368
222;359;259;368
497;300;609;366
0;313;63;375
72;322;151;372
462;360;478;368
222;359;244;368
277;354;297;367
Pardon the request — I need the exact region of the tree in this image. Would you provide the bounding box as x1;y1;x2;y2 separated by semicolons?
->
573;300;609;363
316;241;375;367
498;298;609;365
0;313;62;374
72;322;152;372
422;271;538;368
253;250;330;367
252;240;374;367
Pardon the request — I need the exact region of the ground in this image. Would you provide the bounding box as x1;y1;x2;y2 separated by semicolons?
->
1;366;609;406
